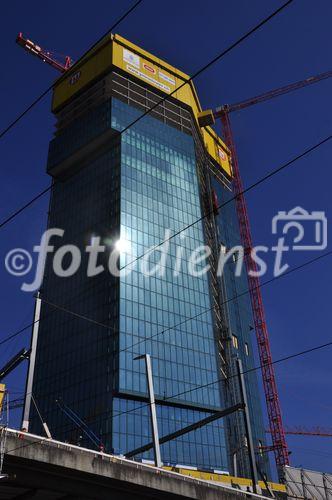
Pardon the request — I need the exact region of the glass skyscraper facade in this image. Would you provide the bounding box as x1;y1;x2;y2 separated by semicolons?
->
112;99;227;467
25;34;270;478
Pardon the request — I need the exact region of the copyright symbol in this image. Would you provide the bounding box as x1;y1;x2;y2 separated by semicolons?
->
5;249;33;276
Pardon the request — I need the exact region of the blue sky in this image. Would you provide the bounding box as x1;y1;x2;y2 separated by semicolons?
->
1;0;332;477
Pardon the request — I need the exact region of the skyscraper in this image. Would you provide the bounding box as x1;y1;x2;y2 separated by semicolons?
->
23;34;270;477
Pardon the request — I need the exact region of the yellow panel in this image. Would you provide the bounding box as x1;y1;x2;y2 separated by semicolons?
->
112;40;179;95
0;384;5;413
203;128;232;176
162;467;286;493
113;34;190;81
52;40;113;112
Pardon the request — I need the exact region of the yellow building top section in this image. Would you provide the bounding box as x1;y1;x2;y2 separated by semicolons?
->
52;34;231;176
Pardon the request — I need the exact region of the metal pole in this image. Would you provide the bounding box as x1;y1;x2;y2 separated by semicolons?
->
233;452;238;478
134;354;162;467
236;357;258;494
22;292;41;430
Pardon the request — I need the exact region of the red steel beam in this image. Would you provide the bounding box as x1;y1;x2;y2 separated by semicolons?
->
16;33;72;73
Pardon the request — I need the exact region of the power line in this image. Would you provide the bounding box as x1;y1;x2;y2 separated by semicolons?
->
2;127;328;350
0;0;144;229
114;0;295;138
102;248;332;419
2;226;331;361
7;329;332;432
50;247;332;370
173;339;332;402
83;0;144;57
0;323;33;348
0;126;329;385
111;251;332;418
2;170;331;447
0;0;304;364
9;243;330;430
2;234;332;373
0;88;53;141
6;331;332;458
121;337;332;421
7;177;332;440
2;105;330;346
2;0;324;458
3;247;332;425
6;247;332;439
119;133;332;272
1;0;317;436
0;0;144;142
291;447;332;459
0;0;294;230
0;184;53;229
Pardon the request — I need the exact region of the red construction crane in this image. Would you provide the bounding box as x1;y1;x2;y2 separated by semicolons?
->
16;33;72;73
198;69;332;475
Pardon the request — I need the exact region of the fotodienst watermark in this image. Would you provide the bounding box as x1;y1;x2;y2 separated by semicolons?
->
4;207;328;292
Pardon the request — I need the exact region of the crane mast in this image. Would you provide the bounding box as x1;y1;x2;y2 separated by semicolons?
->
221;111;289;471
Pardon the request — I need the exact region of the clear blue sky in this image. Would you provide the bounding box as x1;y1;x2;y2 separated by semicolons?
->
1;0;332;477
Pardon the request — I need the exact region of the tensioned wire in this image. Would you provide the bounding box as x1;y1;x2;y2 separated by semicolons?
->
0;0;144;142
6;332;332;454
0;0;313;435
4;247;332;424
1;130;331;356
0;0;303;360
0;0;294;229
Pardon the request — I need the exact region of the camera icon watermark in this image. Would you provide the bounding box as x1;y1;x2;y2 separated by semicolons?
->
272;206;327;251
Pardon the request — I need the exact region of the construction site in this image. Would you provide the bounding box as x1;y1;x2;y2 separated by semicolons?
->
0;1;331;499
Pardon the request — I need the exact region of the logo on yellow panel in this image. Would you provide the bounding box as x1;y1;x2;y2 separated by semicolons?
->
123;48;140;68
217;147;227;162
159;71;175;86
69;71;81;85
143;63;156;75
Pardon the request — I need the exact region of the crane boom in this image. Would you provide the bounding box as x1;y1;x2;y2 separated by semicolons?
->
216;69;332;115
16;33;72;73
285;431;332;437
268;427;332;438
